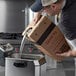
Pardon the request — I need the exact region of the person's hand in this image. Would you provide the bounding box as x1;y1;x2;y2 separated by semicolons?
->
56;50;76;57
32;12;42;24
22;12;41;36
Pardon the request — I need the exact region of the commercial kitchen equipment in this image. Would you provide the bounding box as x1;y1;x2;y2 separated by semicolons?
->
0;43;13;66
0;0;34;44
0;0;41;54
5;54;46;76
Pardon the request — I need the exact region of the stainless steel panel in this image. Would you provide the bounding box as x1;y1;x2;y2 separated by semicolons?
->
5;58;35;76
0;0;34;33
5;54;46;76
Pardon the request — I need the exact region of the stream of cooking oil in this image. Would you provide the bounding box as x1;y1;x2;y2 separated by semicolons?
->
19;35;26;58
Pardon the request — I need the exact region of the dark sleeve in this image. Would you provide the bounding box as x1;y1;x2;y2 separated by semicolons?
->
58;2;76;40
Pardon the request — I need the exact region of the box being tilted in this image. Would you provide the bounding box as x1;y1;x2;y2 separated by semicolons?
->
24;16;70;61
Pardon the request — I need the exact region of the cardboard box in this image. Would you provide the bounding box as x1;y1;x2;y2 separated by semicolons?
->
24;16;70;61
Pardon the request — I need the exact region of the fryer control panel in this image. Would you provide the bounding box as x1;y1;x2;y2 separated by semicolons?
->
13;44;41;54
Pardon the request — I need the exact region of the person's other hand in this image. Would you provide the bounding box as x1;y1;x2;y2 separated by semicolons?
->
56;50;76;57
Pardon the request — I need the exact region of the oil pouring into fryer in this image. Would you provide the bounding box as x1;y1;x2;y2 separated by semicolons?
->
5;27;46;76
22;15;70;61
19;17;37;58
